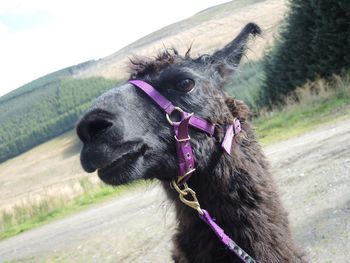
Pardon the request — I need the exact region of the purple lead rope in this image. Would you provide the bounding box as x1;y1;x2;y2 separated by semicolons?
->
199;210;257;263
129;80;257;263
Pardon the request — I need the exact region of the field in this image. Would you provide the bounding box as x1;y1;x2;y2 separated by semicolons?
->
0;130;84;213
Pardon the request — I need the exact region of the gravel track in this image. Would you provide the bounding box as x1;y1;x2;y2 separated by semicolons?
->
1;119;349;263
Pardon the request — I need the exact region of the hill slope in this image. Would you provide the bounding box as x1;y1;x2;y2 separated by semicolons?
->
75;0;286;79
0;69;119;162
0;0;286;163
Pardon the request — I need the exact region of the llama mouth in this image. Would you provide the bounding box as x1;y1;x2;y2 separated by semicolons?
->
97;143;147;180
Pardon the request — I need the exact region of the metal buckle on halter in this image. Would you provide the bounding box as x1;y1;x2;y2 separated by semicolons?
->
174;135;191;142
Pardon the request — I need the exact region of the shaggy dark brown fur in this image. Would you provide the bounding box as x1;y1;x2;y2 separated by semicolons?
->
129;51;306;261
77;23;307;263
129;52;306;263
164;97;306;262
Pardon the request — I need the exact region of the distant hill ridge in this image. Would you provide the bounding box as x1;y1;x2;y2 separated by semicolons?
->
0;0;286;163
0;60;96;104
73;0;285;79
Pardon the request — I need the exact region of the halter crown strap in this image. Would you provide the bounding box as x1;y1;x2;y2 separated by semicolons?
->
129;80;175;114
222;120;241;155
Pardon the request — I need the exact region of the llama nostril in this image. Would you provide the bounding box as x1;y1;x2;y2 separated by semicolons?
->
87;119;113;140
77;115;113;143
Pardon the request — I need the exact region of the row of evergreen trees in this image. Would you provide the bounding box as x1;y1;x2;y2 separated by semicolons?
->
260;0;350;107
0;77;119;163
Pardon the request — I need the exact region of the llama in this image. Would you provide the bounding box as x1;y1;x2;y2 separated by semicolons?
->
76;23;306;263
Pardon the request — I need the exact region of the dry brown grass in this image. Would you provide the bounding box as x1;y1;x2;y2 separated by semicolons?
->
0;176;144;240
283;74;350;111
0;130;93;214
255;74;350;144
0;177;94;239
75;0;287;80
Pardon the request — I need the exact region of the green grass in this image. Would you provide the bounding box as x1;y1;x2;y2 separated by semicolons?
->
227;63;350;145
227;60;264;110
0;179;148;241
254;76;350;145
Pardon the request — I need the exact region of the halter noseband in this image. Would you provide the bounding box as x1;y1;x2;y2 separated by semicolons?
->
129;80;256;263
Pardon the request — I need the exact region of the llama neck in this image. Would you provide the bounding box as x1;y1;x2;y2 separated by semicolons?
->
181;145;267;226
162;135;304;262
164;140;270;234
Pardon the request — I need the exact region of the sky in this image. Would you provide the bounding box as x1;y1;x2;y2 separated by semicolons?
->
0;0;229;97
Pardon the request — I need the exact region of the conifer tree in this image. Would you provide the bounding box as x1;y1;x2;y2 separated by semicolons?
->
260;0;350;107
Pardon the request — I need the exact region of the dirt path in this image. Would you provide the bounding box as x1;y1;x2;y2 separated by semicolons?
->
1;118;350;263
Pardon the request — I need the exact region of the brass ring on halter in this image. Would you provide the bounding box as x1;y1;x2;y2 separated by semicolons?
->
177;168;196;184
166;107;184;126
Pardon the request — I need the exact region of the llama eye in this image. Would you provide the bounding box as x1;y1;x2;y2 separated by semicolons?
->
175;79;195;92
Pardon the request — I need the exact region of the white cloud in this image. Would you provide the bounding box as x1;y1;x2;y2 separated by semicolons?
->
0;0;228;96
0;0;48;16
0;21;8;36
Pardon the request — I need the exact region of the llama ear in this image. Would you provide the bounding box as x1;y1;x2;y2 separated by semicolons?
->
210;23;261;76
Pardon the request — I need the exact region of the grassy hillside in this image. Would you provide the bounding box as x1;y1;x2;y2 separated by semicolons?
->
0;0;287;163
0;60;95;104
0;75;119;163
75;0;286;79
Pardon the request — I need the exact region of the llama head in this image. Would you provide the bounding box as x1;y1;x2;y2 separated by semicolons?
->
76;23;260;185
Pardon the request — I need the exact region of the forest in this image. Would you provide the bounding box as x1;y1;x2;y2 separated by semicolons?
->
260;0;350;106
0;70;119;163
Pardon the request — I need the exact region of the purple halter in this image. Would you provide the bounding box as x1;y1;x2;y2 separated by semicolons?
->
129;80;256;263
129;80;241;184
